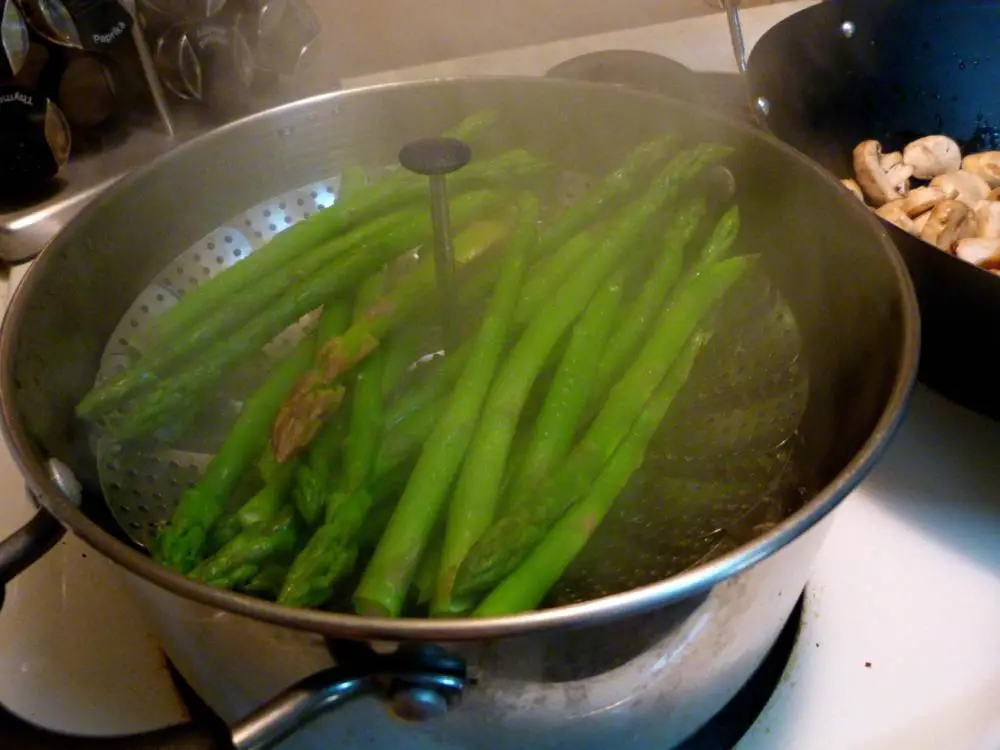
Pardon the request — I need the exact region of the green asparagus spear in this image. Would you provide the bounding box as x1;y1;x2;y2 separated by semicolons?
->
456;133;681;331
154;300;351;573
341;134;687;430
412;526;444;608
515;228;605;323
206;514;241;553
291;417;346;527
242;563;290;599
292;272;385;525
433;147;720;615
205;564;260;592
591;199;709;401
272;211;515;461
193;506;301;588
508;268;625;503
375;390;443;477
142;130;527;348
81;190;497;423
444;110;500;140
365;206;729;515
278;201;530;608
474;331;709;617
352;195;538;618
453;254;752;599
343;354;385;491
380;331;420;400
379;227;602;434
381;144;732;442
533;133;680;255
100;190;503;440
237;458;299;529
345;270;389;485
80;207;412;421
276;490;370;607
693;205;741;267
206;455;299;554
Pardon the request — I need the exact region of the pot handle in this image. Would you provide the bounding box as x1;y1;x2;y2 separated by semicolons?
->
0;459;468;748
0;643;466;750
0;459;84;602
0;505;65;596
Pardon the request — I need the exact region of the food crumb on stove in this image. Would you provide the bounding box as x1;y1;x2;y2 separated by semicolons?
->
864;661;872;668
815;642;820;648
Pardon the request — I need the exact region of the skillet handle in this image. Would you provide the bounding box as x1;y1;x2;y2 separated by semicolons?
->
719;0;749;75
714;0;773;125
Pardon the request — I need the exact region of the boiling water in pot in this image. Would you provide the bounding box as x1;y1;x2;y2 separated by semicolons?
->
83;126;810;618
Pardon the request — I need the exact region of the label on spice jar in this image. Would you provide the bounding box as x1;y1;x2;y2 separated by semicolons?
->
59;0;134;51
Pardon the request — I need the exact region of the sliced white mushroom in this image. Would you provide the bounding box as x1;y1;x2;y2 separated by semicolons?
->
962;151;1000;188
903;135;962;179
913;210;933;234
929;170;991;207
854;140;911;206
840;178;865;202
875;200;916;234
880;151;903;170
974;200;1000;239
901;186;947;217
954;237;1000;268
920;199;977;251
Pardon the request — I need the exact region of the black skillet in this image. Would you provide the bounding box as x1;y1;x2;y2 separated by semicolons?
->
745;0;1000;420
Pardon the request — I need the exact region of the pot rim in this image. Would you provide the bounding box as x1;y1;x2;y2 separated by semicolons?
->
0;75;921;641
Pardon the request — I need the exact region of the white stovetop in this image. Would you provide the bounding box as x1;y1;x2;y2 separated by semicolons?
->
2;3;1000;748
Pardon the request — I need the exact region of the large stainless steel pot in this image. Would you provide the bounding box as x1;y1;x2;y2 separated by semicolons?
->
0;78;918;749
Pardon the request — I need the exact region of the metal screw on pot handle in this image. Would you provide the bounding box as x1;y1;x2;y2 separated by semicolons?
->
398;136;473;351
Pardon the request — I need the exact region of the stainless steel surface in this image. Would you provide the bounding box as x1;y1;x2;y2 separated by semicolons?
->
47;458;82;506
0;109;207;263
130;514;831;749
93;174;340;548
228;645;465;750
230;671;372;750
0;77;919;644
